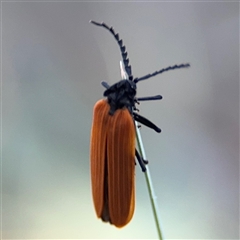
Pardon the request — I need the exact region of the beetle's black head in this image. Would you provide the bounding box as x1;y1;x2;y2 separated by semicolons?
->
104;79;137;115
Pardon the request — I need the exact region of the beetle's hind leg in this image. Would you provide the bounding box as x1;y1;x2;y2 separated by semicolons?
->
133;112;161;133
135;149;148;172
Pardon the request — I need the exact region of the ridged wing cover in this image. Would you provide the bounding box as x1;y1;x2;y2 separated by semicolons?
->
90;100;110;217
107;108;135;227
90;99;135;228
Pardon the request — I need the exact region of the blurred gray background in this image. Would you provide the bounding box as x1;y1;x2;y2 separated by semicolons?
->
1;1;239;239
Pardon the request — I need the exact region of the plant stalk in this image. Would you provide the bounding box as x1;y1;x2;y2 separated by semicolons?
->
135;123;164;240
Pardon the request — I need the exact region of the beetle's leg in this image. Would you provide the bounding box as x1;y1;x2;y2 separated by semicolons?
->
133;112;161;133
101;81;110;89
136;95;162;101
143;159;148;164
135;149;147;172
133;106;139;112
136;149;148;164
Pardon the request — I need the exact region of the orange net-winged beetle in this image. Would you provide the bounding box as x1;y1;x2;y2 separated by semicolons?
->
89;20;190;227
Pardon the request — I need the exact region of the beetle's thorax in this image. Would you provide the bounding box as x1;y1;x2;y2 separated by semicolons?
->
103;79;137;115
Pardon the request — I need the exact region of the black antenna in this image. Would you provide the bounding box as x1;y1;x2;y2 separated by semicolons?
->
90;20;133;80
134;63;190;83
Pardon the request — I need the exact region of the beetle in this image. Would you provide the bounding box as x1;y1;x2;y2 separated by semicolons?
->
90;20;190;227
